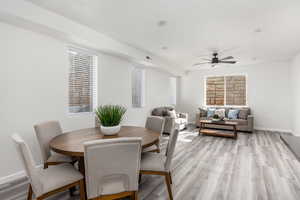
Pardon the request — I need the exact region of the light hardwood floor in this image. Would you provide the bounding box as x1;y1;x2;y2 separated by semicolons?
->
140;129;300;200
3;129;300;200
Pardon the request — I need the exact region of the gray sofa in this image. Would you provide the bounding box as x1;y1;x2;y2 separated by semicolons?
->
151;106;188;134
196;107;254;132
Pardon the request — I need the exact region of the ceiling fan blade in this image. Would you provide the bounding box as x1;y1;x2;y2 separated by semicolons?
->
220;56;234;60
219;61;237;64
201;58;211;61
193;62;211;66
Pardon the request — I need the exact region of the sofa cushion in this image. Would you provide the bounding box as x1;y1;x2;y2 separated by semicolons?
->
227;119;248;126
162;110;169;116
168;110;177;118
207;108;216;118
228;109;239;119
238;108;250;119
215;109;225;118
165;106;175;111
152;107;165;116
175;118;187;124
224;108;230;117
199;108;207;117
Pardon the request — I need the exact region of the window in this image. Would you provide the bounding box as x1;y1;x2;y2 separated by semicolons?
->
205;75;246;106
225;76;246;106
68;47;97;113
132;68;145;108
206;76;225;106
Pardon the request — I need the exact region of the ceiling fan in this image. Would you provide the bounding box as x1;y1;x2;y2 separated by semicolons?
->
193;53;237;67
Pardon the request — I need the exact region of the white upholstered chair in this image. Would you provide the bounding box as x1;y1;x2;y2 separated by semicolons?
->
34;121;74;168
11;134;85;200
143;116;165;153
140;129;179;200
84;137;142;200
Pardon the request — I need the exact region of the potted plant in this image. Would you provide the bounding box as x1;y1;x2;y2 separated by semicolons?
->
95;105;127;135
212;114;224;122
212;114;220;122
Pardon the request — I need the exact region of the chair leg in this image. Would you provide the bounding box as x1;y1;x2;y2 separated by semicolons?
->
69;187;75;196
164;173;173;200
27;185;33;200
155;141;160;153
139;173;142;183
79;179;86;200
131;191;138;200
43;163;48;169
168;172;173;184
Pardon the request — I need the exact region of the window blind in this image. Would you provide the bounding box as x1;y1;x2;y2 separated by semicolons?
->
205;75;246;106
206;76;225;106
226;76;246;106
68;47;97;113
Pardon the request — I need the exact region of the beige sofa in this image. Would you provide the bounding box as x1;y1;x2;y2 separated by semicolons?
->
196;107;254;133
151;106;188;134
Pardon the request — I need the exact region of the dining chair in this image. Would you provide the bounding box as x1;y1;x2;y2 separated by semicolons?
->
34;121;74;168
84;137;142;200
143;116;165;153
11;134;86;200
140;129;179;200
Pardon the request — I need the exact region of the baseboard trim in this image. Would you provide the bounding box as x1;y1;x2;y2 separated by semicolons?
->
0;171;26;187
254;127;293;134
0;164;42;187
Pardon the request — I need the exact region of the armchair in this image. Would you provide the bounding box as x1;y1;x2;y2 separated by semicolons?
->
151;106;188;134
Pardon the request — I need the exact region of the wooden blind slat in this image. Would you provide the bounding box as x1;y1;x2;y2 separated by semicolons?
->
206;77;225;106
206;75;246;106
68;47;97;113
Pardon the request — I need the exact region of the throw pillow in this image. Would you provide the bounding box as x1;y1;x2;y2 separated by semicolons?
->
199;108;208;117
215;109;225;118
238;109;249;119
207;108;216;118
152;107;164;116
162;110;169;116
168;110;177;118
228;109;239;119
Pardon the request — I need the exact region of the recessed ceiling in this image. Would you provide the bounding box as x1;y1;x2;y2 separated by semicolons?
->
27;0;300;69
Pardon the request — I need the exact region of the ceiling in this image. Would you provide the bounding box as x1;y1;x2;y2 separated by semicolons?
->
27;0;300;69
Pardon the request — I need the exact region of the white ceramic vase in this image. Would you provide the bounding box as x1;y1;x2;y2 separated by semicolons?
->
100;125;121;135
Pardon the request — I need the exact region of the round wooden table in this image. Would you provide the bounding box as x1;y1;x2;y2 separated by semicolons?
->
50;125;160;175
50;126;160;157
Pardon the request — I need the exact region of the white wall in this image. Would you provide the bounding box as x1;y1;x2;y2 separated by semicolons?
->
291;53;300;136
0;22;174;180
178;62;292;132
0;0;184;76
98;53;174;126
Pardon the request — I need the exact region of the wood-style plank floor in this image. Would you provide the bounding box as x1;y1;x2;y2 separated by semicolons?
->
12;129;300;200
139;129;300;200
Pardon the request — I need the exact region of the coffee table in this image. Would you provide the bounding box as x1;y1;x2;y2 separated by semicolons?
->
199;120;238;139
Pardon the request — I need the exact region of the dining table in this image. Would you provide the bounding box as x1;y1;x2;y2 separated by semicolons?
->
50;125;160;173
49;125;160;197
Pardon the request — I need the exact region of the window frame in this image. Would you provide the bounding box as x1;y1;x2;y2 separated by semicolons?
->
67;45;98;115
204;74;248;107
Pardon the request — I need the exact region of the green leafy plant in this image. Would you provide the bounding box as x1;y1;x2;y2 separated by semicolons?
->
95;105;127;127
213;114;219;119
